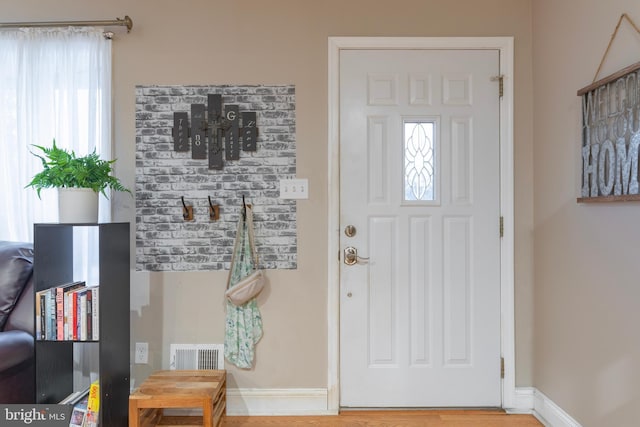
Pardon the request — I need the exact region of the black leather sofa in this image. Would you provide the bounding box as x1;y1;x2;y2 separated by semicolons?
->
0;241;35;403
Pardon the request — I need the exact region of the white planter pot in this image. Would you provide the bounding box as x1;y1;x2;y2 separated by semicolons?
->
58;188;99;223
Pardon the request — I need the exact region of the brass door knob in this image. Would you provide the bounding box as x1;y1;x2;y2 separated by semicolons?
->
344;246;370;265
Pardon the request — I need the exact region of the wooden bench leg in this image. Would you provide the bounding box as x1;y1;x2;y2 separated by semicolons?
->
203;398;214;427
128;401;139;427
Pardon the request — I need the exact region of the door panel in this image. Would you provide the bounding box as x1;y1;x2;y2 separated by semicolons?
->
339;49;501;407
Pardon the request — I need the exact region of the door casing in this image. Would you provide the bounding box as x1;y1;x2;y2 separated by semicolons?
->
327;36;515;412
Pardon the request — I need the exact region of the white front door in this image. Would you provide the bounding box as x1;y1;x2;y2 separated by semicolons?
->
339;49;502;407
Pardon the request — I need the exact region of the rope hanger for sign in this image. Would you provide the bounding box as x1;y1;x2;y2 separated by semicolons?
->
593;13;640;83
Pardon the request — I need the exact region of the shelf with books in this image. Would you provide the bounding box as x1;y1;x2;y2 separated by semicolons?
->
36;283;100;342
33;223;129;427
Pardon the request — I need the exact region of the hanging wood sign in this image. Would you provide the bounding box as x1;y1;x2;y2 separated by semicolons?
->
242;112;257;151
225;104;240;161
191;104;207;159
173;112;189;152
577;61;640;202
208;94;224;170
172;94;259;170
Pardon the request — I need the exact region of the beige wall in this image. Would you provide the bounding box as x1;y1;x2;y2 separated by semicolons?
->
533;1;640;426
3;0;535;391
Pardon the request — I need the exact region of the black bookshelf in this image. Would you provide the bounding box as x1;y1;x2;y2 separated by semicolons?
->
33;223;130;426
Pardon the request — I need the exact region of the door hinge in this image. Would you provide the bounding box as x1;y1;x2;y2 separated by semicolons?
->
491;75;504;98
500;216;504;238
501;357;505;378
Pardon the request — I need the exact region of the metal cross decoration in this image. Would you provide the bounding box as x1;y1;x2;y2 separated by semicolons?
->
173;94;258;169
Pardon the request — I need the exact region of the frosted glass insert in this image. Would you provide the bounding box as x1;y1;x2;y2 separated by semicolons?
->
404;121;435;201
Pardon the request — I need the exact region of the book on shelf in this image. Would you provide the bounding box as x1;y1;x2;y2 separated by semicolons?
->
35;290;42;339
91;287;99;340
83;380;100;427
83;287;99;341
76;288;87;341
59;384;92;427
70;286;99;341
46;287;56;340
35;281;100;342
86;289;93;341
35;288;55;340
68;287;84;341
68;394;89;427
56;281;85;340
59;385;91;405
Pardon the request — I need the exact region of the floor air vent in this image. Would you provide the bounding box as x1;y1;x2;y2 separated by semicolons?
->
169;344;224;370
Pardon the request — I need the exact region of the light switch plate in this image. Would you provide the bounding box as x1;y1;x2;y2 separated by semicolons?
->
279;178;309;199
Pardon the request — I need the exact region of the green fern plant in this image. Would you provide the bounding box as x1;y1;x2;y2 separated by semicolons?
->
26;139;131;198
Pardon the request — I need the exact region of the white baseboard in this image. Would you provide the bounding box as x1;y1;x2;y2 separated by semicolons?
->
506;387;536;413
532;389;582;427
507;387;582;427
226;388;330;416
167;386;580;423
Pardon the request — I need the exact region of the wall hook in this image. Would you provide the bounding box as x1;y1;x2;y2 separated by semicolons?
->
181;196;194;221
242;195;252;220
208;196;220;221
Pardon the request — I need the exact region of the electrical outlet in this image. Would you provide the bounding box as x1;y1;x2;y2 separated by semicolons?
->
135;342;148;364
279;178;309;199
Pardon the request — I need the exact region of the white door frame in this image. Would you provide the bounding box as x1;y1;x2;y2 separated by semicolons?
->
327;36;515;413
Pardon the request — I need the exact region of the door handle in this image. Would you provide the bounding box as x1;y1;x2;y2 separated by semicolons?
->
344;246;370;265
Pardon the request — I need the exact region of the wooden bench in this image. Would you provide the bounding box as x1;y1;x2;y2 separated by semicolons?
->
129;370;226;427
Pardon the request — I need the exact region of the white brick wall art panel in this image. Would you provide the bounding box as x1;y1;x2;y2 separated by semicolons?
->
135;85;297;271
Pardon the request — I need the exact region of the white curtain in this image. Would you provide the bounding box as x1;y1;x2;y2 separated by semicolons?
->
0;27;112;244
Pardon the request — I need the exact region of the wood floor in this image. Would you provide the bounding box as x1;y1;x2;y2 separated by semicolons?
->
160;410;543;426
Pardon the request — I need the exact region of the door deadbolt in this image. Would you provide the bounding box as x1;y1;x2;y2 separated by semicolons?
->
344;225;356;237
